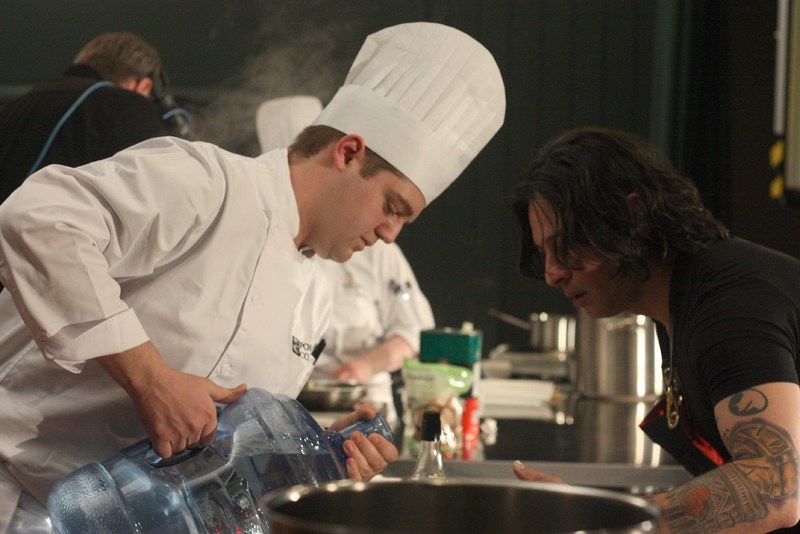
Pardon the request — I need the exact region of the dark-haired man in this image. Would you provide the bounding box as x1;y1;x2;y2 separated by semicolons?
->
511;127;800;533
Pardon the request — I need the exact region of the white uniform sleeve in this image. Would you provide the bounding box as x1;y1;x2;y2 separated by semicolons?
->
0;137;228;369
374;242;435;352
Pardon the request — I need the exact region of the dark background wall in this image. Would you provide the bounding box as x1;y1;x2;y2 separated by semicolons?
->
1;0;798;354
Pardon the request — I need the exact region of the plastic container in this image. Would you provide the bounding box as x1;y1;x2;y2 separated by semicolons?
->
47;388;393;534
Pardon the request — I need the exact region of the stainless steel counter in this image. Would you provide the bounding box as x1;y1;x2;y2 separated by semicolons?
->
480;391;674;466
473;377;670;461
386;377;691;495
314;375;692;495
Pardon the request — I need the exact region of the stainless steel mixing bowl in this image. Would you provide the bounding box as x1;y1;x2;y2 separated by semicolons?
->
260;479;660;533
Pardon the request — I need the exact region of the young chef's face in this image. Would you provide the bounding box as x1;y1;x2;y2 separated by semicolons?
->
528;199;645;318
315;166;426;262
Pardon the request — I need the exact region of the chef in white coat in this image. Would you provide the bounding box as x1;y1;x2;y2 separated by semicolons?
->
314;242;435;425
0;22;506;531
256;95;436;428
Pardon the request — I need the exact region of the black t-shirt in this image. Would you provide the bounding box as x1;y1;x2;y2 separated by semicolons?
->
0;64;165;204
657;237;800;464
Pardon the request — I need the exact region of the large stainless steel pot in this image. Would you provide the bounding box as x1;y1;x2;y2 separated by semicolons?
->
489;309;576;353
260;479;660;533
564;395;671;468
574;311;662;400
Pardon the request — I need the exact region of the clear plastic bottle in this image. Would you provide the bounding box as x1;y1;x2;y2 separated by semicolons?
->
407;410;446;480
47;388;393;534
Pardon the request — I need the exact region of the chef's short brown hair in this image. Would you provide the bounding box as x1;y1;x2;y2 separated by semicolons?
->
288;125;405;179
74;32;162;84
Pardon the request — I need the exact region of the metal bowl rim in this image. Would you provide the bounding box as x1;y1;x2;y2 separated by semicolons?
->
260;477;661;533
263;477;658;506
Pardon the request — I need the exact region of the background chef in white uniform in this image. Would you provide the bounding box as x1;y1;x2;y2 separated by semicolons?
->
0;22;506;531
256;95;436;428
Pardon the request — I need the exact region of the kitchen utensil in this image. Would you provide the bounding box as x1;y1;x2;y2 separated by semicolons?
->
260;479;660;533
297;378;367;411
574;310;662;400
489;308;576;353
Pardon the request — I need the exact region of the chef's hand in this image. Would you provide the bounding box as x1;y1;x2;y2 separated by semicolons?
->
513;460;567;484
97;341;248;459
329;403;398;481
332;337;412;383
135;370;246;459
333;361;371;383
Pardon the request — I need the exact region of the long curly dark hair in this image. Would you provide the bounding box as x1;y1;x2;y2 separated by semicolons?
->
512;127;729;280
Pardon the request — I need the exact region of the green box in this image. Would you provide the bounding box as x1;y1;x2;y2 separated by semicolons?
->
419;327;482;366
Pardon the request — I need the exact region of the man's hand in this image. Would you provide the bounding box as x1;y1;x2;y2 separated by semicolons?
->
512;460;567;484
97;341;247;459
132;368;246;459
329;403;398;480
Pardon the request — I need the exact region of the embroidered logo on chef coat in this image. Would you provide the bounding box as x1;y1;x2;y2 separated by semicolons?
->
291;336;316;360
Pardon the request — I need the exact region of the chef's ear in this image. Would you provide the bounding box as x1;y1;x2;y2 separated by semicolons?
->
333;134;367;170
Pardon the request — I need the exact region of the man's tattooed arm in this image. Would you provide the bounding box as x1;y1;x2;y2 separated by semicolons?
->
646;385;800;533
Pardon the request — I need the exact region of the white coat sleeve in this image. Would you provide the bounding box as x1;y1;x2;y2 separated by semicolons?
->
375;242;435;353
0;137;228;370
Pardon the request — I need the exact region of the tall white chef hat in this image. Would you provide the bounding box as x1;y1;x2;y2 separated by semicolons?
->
256;95;323;153
312;22;506;204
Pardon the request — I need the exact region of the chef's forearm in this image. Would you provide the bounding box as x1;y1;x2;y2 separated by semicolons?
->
357;335;415;375
96;340;246;459
96;341;169;400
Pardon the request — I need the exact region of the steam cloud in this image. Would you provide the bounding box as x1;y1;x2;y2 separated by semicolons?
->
192;8;359;156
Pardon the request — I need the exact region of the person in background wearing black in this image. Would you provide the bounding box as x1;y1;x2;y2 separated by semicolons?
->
511;127;800;533
0;32;171;204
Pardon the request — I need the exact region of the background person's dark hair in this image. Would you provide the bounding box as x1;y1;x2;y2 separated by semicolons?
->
512;127;729;280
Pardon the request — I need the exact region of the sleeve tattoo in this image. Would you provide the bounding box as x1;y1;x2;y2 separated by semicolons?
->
658;390;798;531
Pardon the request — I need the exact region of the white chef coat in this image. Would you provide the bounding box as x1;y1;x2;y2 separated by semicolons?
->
0;138;332;518
312;241;435;423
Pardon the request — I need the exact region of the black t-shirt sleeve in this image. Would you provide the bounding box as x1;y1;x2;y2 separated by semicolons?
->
690;278;799;405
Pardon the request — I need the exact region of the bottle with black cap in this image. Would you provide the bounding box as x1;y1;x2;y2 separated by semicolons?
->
408;410;447;480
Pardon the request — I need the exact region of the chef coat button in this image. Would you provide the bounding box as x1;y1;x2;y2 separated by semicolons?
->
251;292;262;305
220;363;232;374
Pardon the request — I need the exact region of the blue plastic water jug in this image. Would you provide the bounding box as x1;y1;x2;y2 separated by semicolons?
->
46;387;393;533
